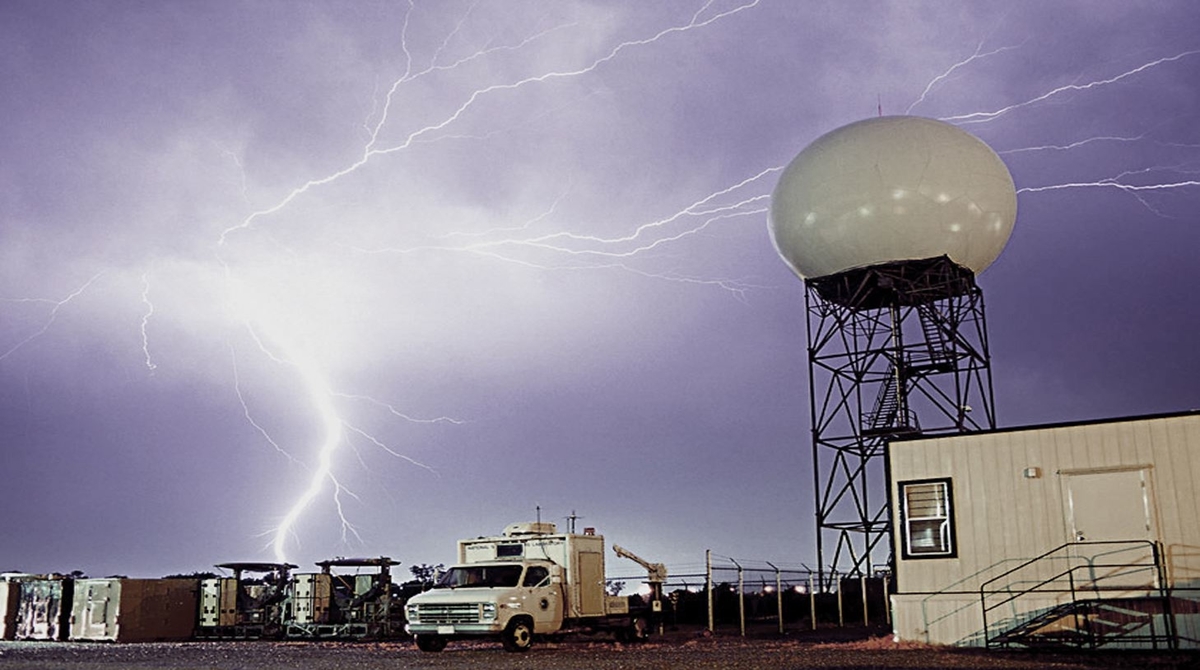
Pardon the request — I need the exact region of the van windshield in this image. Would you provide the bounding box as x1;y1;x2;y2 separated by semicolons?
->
435;565;524;589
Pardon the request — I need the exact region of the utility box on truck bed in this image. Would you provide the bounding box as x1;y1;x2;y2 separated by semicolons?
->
459;522;609;619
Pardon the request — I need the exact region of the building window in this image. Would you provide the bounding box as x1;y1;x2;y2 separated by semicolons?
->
900;478;956;559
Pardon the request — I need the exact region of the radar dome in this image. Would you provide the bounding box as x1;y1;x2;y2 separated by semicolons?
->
769;116;1016;279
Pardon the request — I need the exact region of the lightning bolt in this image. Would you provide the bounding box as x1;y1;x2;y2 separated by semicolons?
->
912;40;1200;221
346;165;780;299
1019;179;1200;194
216;0;761;246
139;271;157;372
998;136;1199;217
200;1;769;562
230;345;299;464
0;273;104;363
940;49;1200;125
998;135;1146;155
1018;174;1200;219
227;274;453;561
906;39;1026;114
267;338;345;563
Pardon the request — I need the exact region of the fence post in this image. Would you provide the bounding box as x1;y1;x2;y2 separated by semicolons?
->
765;562;782;635
808;573;816;631
732;558;745;637
861;575;869;626
884;575;891;626
706;549;714;634
836;571;844;627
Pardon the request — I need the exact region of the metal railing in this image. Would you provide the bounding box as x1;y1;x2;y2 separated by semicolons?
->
979;540;1175;650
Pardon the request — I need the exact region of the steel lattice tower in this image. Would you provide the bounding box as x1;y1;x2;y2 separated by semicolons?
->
805;256;996;586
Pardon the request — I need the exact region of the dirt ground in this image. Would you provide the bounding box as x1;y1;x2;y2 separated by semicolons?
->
1;629;1196;670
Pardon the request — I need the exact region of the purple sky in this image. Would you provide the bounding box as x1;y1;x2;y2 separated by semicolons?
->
2;1;1198;580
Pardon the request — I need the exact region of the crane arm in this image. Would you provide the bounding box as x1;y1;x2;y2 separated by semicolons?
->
612;544;667;583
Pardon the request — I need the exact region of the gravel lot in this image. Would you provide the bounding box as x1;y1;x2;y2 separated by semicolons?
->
1;633;1197;670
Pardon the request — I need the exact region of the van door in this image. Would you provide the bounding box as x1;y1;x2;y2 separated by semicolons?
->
521;565;562;632
577;552;605;617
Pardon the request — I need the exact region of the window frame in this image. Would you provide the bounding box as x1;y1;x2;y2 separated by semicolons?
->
898;477;957;560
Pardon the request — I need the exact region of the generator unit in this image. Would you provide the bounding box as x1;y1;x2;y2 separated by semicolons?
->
196;562;295;639
287;556;403;639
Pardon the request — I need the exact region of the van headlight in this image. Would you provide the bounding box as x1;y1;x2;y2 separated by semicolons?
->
405;603;420;623
480;603;497;622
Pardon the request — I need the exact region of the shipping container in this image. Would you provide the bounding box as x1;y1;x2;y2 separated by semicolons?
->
0;574;38;640
69;578;198;642
14;576;73;640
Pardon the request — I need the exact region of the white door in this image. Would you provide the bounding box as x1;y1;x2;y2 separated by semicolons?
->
1063;468;1157;589
1065;469;1153;543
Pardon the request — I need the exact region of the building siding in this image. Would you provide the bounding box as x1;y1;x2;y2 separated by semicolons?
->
889;412;1200;649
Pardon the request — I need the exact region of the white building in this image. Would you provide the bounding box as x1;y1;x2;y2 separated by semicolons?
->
888;410;1200;650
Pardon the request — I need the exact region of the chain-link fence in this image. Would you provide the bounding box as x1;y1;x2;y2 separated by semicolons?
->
608;551;892;635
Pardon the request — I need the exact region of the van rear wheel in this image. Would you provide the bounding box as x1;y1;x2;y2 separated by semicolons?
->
626;616;649;642
501;618;534;652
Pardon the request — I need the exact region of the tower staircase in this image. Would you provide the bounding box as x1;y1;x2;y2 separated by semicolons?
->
862;369;917;437
909;303;956;372
862;303;959;436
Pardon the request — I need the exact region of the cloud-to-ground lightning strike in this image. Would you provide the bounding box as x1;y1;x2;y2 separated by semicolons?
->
210;1;768;563
229;278;436;561
264;337;345;563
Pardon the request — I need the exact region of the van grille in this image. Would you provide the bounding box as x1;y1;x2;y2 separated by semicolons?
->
415;603;481;624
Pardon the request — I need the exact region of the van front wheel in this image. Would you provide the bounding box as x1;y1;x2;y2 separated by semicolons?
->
415;634;446;652
501;618;534;652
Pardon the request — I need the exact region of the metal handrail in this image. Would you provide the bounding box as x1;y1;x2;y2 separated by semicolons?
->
980;540;1158;594
979;540;1169;649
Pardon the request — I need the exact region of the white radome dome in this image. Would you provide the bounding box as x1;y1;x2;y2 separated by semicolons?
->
769;116;1017;279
